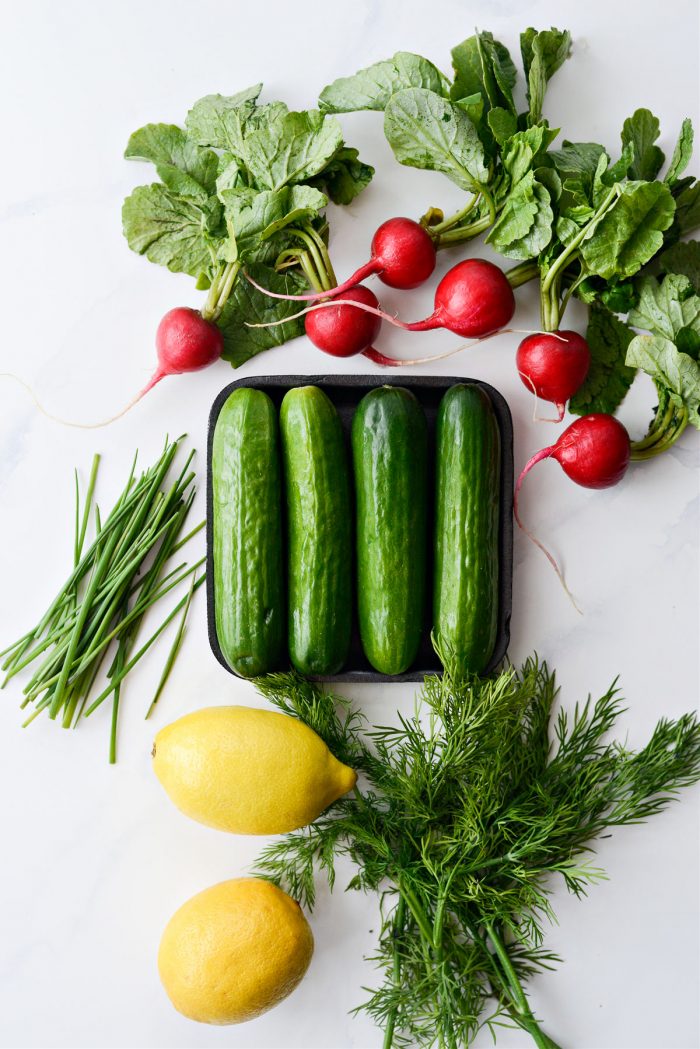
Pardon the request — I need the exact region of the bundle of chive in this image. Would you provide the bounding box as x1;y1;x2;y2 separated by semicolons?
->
1;436;204;761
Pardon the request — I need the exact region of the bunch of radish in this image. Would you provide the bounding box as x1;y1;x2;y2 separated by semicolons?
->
245;214;516;347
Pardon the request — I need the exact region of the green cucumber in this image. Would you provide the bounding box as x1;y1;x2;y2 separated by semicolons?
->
352;386;428;674
434;384;501;674
212;387;284;677
280;386;352;675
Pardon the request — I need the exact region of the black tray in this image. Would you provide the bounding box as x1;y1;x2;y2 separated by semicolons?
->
207;375;513;683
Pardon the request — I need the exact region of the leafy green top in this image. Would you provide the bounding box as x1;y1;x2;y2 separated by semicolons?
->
319;30;573;257
122;87;373;365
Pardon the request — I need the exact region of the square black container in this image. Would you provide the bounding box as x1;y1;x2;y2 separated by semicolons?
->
207;374;513;683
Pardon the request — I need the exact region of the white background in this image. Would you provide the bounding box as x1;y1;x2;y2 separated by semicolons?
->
0;1;698;1047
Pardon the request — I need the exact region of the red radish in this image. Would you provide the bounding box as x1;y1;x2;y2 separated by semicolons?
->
304;285;381;357
248;258;516;349
514;414;631;611
0;307;224;428
351;216;436;289
516;331;591;421
244;217;437;303
517;413;631;491
149;307;224;388
405;259;515;338
114;307;224;416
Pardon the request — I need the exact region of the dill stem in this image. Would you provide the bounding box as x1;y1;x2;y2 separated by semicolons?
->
434;872;459;1049
485;922;562;1049
382;896;405;1049
397;880;434;946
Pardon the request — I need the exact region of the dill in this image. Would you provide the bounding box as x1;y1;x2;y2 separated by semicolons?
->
254;649;700;1048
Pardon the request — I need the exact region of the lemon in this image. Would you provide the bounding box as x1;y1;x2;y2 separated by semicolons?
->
152;705;357;834
158;877;313;1024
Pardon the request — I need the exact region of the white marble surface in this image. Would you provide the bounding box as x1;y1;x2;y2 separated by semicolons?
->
1;1;698;1047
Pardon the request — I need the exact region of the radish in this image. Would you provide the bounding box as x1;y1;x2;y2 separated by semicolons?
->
244;217;437;303
1;306;223;428
248;258;516;353
516;331;591;421
108;306;224;420
404;259;515;338
305;285;381;358
363;216;437;289
514;414;631;610
149;307;224;389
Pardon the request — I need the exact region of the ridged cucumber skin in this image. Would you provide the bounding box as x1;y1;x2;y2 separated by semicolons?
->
212;388;284;678
280;386;352;675
433;384;500;674
352;386;428;674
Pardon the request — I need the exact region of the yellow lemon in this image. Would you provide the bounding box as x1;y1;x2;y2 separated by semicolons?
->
158;878;313;1024
152;705;357;834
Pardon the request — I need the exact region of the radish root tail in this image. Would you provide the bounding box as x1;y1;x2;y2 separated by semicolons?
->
514;448;583;615
244;261;378;303
363;329;505;367
0;371;164;429
244;297;410;330
518;371;566;423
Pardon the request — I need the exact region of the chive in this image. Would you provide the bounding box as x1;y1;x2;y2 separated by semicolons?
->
171;518;205;554
74;470;80;568
23;556;206;697
145;574;196;720
77;454;100;564
3;439;202;759
83;575;206;717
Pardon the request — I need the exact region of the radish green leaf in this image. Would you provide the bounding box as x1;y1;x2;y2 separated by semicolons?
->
218;263;306;367
319;52;448;113
621;108;665;182
660;240;700;292
520;27;571;125
384;88;488;192
185;85;262;155
581;181;676;280
629;274;700;341
626;334;700;428
569;304;636;416
665;119;694;185
488;173;553;259
125;124;218;194
121;184;219;278
243;109;344;190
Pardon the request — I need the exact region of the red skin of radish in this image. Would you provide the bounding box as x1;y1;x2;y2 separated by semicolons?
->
134;307;224;403
406;259;515;338
516;331;591;420
365;217;437;289
544;413;631;489
304;285;381;358
154;307;223;377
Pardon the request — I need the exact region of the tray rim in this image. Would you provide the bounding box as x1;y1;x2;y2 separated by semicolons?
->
206;373;513;683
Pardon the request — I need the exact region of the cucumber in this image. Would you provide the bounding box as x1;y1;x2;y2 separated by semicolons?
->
352;386;428;674
280;386;352;675
433;384;501;674
211;387;284;677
